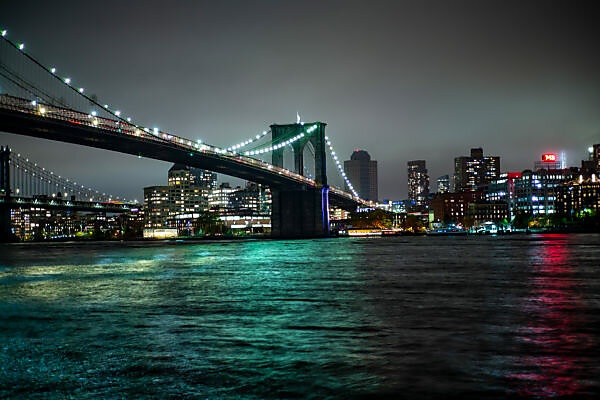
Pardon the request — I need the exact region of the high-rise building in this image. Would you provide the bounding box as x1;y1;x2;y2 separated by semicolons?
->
343;150;378;201
407;160;429;207
167;164;208;217
454;147;500;192
437;175;450;194
144;164;215;228
144;186;170;228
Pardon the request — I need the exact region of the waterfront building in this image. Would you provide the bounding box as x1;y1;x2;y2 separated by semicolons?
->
407;160;429;208
330;206;351;221
218;215;271;234
343;150;378;201
144;164;217;229
513;168;577;216
437;175;450;194
466;202;510;225
454;148;500;192
430;191;484;223
143;186;170;228
556;174;600;215
9;206;128;240
484;172;521;220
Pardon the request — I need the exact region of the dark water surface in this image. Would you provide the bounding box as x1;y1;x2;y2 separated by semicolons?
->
1;234;600;399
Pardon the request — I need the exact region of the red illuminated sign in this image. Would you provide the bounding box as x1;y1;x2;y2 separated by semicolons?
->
542;153;557;162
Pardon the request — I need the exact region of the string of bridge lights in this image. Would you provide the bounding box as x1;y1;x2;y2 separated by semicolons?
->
325;136;359;198
243;124;318;156
0;28;173;142
226;130;270;152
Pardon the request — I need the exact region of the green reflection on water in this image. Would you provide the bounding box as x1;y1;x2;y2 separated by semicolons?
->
0;239;382;398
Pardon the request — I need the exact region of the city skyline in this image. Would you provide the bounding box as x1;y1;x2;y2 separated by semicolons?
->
1;1;599;200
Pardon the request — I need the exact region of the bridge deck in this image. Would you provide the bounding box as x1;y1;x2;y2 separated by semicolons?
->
0;94;375;209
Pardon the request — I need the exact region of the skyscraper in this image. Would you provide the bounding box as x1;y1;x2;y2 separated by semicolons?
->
454;147;500;192
344;150;378;201
436;175;450;193
407;160;429;207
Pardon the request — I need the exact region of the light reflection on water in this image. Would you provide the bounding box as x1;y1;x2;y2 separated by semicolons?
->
1;235;599;399
506;235;594;397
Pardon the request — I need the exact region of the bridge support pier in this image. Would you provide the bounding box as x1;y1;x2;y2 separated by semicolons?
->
0;146;15;242
271;186;330;238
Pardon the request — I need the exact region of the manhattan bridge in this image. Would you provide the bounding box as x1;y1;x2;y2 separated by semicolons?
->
0;29;379;239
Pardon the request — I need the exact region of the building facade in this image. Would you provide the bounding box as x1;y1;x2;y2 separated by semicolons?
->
466;202;510;225
454;147;500;192
343;150;378;201
437;175;450;194
407;160;429;208
144;164;217;228
513;169;577;216
556;174;600;216
484;172;521;220
430;191;483;223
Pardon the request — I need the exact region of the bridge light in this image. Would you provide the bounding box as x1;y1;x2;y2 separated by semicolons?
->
115;110;121;116
31;100;36;106
91;111;97;116
79;88;84;93
50;67;56;74
64;77;71;84
18;43;24;51
153;127;159;134
1;30;6;37
127;117;131;122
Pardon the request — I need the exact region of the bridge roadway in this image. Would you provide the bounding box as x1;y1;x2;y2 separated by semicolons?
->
0;94;370;212
0;195;133;213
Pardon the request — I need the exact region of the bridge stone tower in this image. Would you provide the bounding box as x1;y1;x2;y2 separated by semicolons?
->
269;122;330;237
0;146;14;241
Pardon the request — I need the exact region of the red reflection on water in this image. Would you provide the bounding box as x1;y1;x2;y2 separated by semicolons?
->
506;234;593;397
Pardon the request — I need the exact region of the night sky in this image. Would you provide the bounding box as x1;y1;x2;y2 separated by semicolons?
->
1;1;599;201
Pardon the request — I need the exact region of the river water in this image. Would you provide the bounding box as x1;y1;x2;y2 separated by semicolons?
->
1;234;599;399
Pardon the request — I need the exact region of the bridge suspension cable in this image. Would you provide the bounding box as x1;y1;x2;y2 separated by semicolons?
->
324;135;359;197
224;129;270;152
0;29;161;137
8;151;131;202
242;124;319;156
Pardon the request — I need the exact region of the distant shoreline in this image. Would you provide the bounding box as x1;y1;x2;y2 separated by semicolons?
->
2;231;600;247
